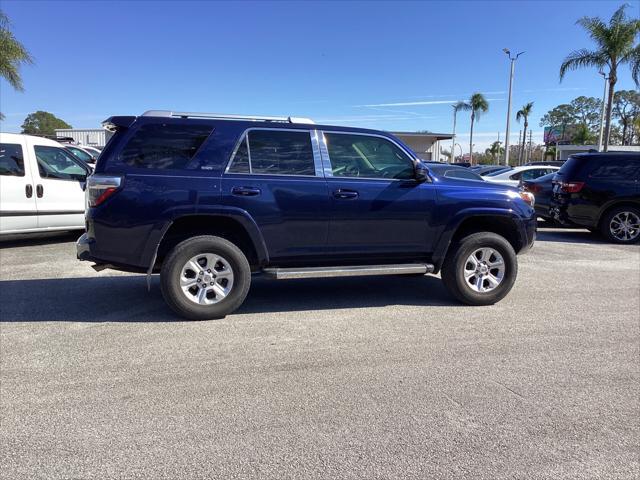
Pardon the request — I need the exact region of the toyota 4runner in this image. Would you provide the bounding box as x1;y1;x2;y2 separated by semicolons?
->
77;111;536;319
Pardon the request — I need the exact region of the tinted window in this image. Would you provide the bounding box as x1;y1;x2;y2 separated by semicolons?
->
227;129;315;176
119;123;212;169
512;168;552;181
34;146;87;181
485;167;512;177
589;158;640;180
444;169;482;180
325;133;414;179
0;143;25;177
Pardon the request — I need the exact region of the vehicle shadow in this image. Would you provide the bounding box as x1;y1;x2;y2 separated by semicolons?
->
0;231;81;249
535;227;608;245
0;274;459;323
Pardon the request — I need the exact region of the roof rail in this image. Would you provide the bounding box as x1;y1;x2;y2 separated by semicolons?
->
141;110;314;124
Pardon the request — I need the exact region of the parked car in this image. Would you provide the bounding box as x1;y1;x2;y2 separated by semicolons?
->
0;133;91;235
426;163;484;181
551;152;640;244
80;145;103;158
77;110;536;319
522;172;556;221
65;145;98;165
524;161;564;167
483;165;560;187
471;165;513;176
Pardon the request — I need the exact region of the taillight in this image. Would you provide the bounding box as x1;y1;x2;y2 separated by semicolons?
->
87;175;122;207
524;183;542;193
559;181;584;193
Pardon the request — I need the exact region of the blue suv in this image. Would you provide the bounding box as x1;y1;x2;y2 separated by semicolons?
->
77;111;536;319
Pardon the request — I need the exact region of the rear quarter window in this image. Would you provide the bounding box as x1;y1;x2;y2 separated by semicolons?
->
118;123;213;170
588;158;640;180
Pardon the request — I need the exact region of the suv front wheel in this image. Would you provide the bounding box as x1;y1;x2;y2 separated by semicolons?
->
441;232;518;306
160;235;251;320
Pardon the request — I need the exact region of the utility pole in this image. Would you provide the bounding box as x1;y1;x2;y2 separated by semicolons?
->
597;71;608;152
528;129;533;163
517;129;523;166
502;49;524;166
451;106;458;163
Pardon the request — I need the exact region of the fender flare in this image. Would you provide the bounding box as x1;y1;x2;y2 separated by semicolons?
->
431;207;523;272
143;206;269;289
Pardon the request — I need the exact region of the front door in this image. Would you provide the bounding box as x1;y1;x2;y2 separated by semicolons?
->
0;138;38;233
321;131;436;259
29;141;87;230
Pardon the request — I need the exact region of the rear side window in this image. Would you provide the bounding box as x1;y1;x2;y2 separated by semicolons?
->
119;123;212;170
0;143;25;177
588;158;640;180
227;129;315;176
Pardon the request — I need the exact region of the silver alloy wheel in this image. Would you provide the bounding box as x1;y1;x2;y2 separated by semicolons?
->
463;248;505;293
179;253;234;305
609;211;640;242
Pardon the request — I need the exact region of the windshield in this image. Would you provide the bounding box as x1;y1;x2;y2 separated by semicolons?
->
484;167;512;177
67;146;94;163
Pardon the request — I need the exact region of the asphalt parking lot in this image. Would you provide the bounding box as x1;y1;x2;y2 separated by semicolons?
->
0;228;638;480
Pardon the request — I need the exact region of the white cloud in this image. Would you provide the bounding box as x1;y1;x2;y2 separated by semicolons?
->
357;98;504;108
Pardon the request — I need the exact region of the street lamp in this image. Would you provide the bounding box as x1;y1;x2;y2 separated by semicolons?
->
503;48;524;166
597;70;608;152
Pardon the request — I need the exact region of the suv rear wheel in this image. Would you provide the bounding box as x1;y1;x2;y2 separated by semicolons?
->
600;206;640;244
441;232;517;306
160;235;251;320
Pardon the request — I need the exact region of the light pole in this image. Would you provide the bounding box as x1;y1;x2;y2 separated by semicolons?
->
503;48;524;166
597;70;608;152
451;105;458;163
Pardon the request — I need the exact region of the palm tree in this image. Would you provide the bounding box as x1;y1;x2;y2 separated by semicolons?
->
560;4;640;151
516;102;534;164
485;141;504;163
450;101;468;162
459;93;489;164
0;10;34;121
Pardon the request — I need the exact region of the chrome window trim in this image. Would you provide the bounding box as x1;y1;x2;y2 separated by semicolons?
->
319;130;421;182
224;127;319;177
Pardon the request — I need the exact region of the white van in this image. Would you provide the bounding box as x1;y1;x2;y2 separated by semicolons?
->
0;133;91;235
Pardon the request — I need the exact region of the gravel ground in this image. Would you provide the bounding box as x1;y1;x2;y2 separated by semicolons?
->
0;228;638;479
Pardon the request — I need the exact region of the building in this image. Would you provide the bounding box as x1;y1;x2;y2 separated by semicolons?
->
555;144;640;160
391;132;454;162
55;128;112;147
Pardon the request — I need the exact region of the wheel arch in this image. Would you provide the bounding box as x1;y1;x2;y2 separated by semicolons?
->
150;211;269;272
596;200;640;229
432;210;527;272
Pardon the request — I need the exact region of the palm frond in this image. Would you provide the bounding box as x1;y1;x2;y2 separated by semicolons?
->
560;49;607;81
453;101;471;112
625;44;640;86
610;3;630;27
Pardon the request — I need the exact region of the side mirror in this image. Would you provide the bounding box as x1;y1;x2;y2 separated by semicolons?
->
414;161;430;182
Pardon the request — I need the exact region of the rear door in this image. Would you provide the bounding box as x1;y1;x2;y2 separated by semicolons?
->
221;128;330;261
0;137;38;233
28;139;88;230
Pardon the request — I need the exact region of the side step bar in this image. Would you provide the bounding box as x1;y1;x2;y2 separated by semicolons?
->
262;263;434;280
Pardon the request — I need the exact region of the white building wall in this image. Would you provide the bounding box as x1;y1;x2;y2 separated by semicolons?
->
55;129;111;146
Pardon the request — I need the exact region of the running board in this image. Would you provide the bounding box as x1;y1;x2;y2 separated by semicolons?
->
262;264;434;280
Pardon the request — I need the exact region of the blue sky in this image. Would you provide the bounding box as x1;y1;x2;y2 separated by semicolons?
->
1;0;638;152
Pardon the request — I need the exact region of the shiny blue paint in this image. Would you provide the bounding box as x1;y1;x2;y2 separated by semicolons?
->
83;115;536;272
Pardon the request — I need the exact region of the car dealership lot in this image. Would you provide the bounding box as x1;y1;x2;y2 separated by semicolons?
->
1;230;638;479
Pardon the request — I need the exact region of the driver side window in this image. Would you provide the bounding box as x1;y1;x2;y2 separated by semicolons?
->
34;146;87;181
324;133;414;180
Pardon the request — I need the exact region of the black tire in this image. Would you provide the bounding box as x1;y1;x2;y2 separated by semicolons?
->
160;235;251;320
441;232;518;306
599;206;640;244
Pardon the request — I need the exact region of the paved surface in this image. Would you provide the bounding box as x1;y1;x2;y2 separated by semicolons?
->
0;229;638;479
